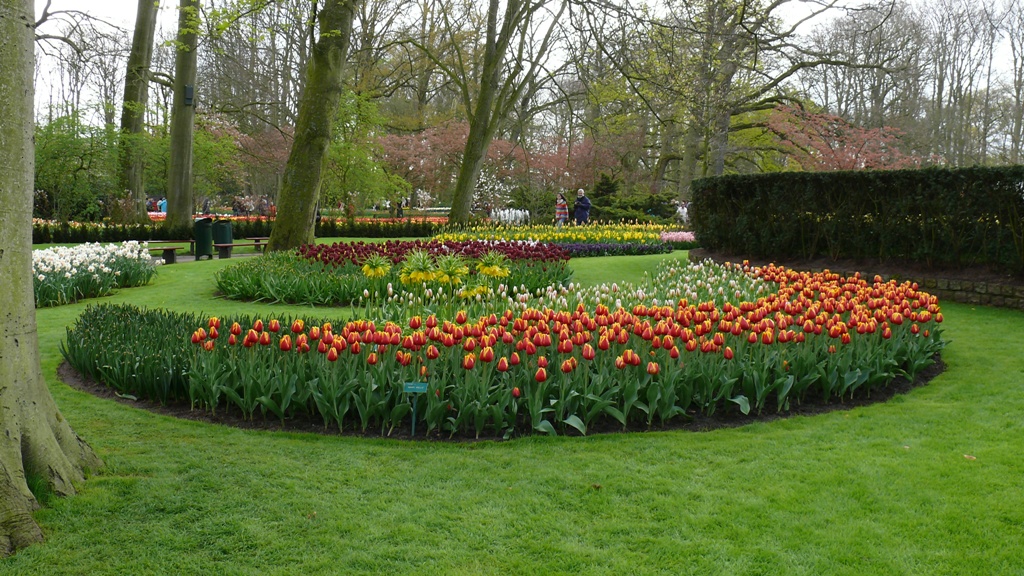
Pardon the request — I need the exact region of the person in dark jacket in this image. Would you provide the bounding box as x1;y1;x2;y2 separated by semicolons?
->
573;188;591;224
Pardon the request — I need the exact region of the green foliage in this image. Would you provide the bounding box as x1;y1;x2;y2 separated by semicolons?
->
32;218;438;244
321;91;411;212
34;114;119;222
691;165;1024;274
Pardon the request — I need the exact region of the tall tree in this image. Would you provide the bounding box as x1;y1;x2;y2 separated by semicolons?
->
268;0;360;251
437;0;567;224
0;0;102;556
119;0;161;223
166;0;200;228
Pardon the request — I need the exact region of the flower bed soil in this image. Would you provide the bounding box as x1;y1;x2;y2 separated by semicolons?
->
58;357;944;441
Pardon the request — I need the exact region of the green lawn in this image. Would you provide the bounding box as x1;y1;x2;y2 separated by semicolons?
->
5;251;1023;575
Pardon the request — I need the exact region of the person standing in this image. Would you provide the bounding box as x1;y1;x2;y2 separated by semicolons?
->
554;192;568;227
573;188;591;224
158;196;167;213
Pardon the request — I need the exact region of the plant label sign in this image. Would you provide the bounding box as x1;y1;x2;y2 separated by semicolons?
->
404;381;428;394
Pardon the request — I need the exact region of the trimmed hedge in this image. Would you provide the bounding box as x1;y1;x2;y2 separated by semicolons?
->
691;165;1024;275
33;218;439;244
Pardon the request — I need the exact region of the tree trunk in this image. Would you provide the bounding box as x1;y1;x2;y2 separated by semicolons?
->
448;0;503;225
0;0;102;556
166;0;199;229
268;0;359;252
117;0;160;224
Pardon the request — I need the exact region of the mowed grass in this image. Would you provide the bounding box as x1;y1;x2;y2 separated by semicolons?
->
4;250;1024;575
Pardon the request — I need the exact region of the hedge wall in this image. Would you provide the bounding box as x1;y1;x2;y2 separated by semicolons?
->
690;165;1024;274
33;218;439;244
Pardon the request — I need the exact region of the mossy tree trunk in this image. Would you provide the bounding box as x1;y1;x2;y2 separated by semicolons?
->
165;0;199;229
267;0;359;252
0;0;103;556
117;0;160;224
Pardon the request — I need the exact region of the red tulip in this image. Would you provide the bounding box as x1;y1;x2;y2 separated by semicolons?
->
534;367;547;382
723;347;734;360
318;339;329;354
910;323;920;335
479;347;495;363
669;345;680;359
253;319;264;332
462;353;476;370
455;310;468;325
497;357;510;372
409;316;422;330
426;315;438;329
615;356;626;370
351;341;361;354
426;345;439;360
685;339;697;352
259;332;271;346
191;330;203;344
561;359;573;374
598;336;610;351
510;352;521;366
512;386;521;398
228;334;237;346
463;337;477;352
537;356;548;368
327;347;339;362
208;317;221;329
230;322;242;336
841;333;852;345
646;361;660;375
582;344;596;361
268;319;281;333
203;340;215;351
309;326;321;340
367;352;378;365
279;335;292;352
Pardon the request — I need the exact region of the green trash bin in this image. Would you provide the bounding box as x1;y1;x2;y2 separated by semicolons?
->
212;219;233;246
194;217;214;260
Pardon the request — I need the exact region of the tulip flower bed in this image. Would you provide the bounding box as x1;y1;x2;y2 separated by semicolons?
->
66;260;945;438
33;241;158;307
298;239;571;266
215;241;572;311
434;222;677;256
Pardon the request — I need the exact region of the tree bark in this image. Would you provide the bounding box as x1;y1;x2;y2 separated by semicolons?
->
117;0;161;224
166;0;199;229
0;0;102;556
268;0;359;251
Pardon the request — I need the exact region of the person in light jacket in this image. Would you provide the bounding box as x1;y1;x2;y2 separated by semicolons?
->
573;188;591;224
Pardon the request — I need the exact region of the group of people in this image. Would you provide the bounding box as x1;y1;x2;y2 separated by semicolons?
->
555;188;590;227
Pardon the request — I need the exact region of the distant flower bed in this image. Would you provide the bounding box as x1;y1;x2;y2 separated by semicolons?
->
660;230;698;250
216;240;572;312
33;241;157;307
434;222;670;247
561;242;673;257
299;239;569;266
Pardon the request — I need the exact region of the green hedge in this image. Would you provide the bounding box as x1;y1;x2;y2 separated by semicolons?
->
33;218;439;244
690;165;1024;274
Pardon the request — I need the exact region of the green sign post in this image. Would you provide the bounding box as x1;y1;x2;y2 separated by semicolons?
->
403;382;428;436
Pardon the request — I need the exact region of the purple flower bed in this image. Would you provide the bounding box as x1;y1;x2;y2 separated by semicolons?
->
562;242;675;258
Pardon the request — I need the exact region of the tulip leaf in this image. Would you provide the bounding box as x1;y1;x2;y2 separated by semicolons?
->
729;394;750;415
563;415;586;436
534;419;557;436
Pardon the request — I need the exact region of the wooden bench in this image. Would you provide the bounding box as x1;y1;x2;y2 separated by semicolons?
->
148;245;185;265
150;239;196;254
213;242;266;259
